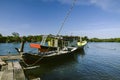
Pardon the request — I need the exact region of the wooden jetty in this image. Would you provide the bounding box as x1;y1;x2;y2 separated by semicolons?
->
0;55;41;80
0;59;26;80
0;42;41;80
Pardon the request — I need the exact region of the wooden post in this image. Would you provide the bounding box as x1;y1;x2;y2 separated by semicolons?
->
19;41;25;52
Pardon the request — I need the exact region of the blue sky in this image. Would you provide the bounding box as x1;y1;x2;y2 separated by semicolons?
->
0;0;120;38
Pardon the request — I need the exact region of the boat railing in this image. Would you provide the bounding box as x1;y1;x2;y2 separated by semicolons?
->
40;35;48;46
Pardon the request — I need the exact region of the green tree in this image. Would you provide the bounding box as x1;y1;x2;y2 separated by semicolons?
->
0;33;2;37
12;32;19;37
12;32;20;42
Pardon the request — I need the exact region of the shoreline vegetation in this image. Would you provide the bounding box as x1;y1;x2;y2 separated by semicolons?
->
0;32;120;43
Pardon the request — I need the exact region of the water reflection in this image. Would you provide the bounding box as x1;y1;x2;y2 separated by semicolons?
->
24;49;85;80
75;49;85;58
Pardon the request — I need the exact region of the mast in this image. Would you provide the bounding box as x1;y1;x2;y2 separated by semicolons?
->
57;0;77;36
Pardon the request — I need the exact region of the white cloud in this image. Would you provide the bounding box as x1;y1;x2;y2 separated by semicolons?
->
71;27;120;38
42;0;120;13
90;0;120;13
0;24;31;36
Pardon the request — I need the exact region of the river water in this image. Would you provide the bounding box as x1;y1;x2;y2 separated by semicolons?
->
0;42;120;80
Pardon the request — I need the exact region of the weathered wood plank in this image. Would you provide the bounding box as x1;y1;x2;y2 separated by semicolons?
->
7;62;14;80
8;62;13;70
0;58;6;65
13;61;26;80
31;78;41;80
0;71;4;80
1;62;14;80
0;55;22;61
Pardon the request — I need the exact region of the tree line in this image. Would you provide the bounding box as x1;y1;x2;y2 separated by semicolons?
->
0;32;120;43
89;38;120;42
0;32;42;43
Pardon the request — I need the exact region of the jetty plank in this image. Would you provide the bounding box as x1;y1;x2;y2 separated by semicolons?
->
0;65;7;80
13;61;26;80
0;58;6;65
0;71;4;80
1;62;14;80
0;61;26;80
0;55;21;61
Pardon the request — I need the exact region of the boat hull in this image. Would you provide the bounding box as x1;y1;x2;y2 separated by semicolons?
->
21;41;87;66
22;51;76;65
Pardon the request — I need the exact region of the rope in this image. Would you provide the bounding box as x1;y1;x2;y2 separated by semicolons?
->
57;0;77;36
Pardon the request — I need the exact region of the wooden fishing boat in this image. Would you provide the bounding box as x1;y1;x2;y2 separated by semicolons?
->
21;46;78;65
20;37;87;66
19;0;87;66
